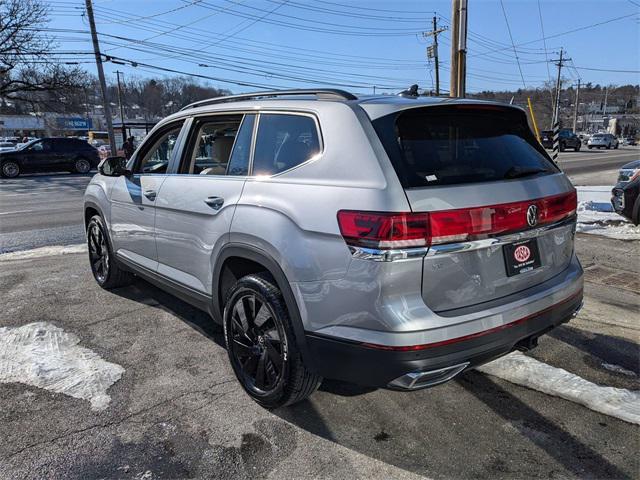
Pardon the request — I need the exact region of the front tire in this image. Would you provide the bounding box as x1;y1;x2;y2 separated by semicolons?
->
74;158;91;174
1;161;20;178
574;143;581;152
87;215;133;289
223;273;322;409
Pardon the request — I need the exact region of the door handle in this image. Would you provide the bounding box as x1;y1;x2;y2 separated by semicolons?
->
143;189;157;201
204;196;224;210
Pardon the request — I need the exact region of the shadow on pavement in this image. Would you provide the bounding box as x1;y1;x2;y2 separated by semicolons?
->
112;278;225;348
550;324;640;375
460;372;629;479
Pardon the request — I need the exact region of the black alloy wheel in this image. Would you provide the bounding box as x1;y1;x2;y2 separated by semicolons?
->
86;215;132;289
75;158;91;174
223;273;322;408
88;220;110;284
1;161;20;178
228;292;287;395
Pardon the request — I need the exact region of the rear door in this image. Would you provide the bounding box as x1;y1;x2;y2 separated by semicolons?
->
371;105;576;313
109;120;186;271
154;113;255;293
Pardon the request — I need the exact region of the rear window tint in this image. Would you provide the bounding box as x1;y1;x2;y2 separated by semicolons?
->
252;114;320;176
372;106;558;188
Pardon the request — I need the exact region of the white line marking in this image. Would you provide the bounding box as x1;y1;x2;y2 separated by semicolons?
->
0;209;40;216
478;352;640;425
0;322;124;410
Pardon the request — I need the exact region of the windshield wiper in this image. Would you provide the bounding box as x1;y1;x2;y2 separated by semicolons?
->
503;166;549;179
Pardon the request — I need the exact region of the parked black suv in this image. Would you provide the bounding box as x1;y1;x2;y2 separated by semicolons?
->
0;137;100;178
540;130;581;151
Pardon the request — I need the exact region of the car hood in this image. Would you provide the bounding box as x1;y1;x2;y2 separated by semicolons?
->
621;159;640;169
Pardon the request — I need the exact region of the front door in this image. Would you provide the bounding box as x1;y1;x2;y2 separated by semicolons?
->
21;139;55;171
154;114;255;293
109;121;185;271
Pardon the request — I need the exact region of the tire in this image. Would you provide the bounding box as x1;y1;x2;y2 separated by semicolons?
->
1;161;20;178
606;143;611;150
574;143;581;152
559;142;565;152
223;273;322;409
614;143;619;150
74;158;91;174
87;215;133;289
588;146;592;149
632;197;640;226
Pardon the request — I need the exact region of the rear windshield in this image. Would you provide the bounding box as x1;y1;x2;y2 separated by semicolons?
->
372;106;558;188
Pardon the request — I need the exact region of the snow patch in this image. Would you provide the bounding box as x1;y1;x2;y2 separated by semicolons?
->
575;186;640;240
477;352;640;425
0;322;124;410
0;244;86;261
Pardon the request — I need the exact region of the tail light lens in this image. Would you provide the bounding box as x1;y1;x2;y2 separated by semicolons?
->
337;191;577;250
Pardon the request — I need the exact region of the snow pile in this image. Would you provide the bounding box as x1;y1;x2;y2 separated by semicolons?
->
0;322;124;410
0;244;86;261
575;186;640;240
478;351;640;425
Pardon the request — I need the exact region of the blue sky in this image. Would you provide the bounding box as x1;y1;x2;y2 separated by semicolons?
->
47;0;640;94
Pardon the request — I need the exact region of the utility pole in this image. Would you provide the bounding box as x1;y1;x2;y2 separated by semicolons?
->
85;0;117;155
602;86;609;115
572;79;581;133
423;17;447;96
550;48;570;162
449;0;460;97
115;70;127;143
457;0;468;98
449;0;468;97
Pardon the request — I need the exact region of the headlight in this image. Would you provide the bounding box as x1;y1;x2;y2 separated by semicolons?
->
630;169;640;182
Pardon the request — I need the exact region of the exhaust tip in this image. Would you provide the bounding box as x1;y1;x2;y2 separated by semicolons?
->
388;362;469;390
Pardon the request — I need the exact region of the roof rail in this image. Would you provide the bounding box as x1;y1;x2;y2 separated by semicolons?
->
179;89;357;111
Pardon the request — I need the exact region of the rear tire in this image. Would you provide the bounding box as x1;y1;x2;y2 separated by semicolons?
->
223;273;322;409
74;158;91;174
87;215;133;289
1;161;20;178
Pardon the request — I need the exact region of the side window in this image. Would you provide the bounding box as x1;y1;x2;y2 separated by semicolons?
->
136;122;183;174
252;114;320;176
227;114;255;176
31;140;51;152
181;116;242;175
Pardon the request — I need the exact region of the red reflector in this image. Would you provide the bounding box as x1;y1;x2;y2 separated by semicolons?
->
337;191;576;250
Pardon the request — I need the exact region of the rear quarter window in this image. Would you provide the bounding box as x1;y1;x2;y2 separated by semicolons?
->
252;114;321;176
372;106;558;188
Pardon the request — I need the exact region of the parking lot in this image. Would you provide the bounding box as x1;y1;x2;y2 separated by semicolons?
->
1;148;639;479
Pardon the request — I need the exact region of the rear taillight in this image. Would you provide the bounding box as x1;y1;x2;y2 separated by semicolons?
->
336;211;430;249
337;191;577;250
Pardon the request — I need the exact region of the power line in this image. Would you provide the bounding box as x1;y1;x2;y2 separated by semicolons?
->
499;0;526;89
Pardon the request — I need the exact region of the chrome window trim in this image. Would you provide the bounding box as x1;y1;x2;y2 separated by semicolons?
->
347;216;576;262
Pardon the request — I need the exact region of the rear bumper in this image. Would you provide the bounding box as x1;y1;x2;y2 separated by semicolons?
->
305;289;583;389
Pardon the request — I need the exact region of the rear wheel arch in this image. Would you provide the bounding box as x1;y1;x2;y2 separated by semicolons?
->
213;244;318;373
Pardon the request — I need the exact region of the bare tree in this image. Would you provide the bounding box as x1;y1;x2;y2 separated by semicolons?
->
0;0;85;110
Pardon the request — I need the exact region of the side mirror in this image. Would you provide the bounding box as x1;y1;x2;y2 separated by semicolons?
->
99;156;130;177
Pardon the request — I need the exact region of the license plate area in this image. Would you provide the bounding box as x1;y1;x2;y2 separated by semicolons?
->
503;238;541;276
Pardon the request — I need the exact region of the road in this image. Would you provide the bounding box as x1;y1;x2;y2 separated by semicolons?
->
1;147;637;254
0;228;638;479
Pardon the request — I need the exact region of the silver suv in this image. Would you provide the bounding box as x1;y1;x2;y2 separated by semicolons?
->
84;89;583;408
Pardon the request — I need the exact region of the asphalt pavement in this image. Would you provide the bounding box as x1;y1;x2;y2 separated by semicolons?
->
0;147;637;254
0;229;638;479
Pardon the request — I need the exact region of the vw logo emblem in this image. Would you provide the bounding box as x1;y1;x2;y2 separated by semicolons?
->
526;205;538;227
